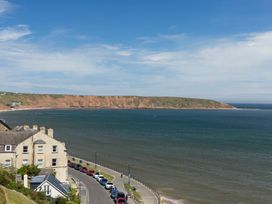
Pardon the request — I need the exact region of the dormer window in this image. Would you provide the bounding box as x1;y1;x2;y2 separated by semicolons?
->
5;145;12;152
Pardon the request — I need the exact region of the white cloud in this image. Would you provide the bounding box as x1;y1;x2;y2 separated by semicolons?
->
1;30;272;102
0;25;32;42
0;0;11;15
137;33;187;44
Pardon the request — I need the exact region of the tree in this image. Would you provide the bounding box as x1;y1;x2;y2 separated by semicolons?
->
17;165;41;177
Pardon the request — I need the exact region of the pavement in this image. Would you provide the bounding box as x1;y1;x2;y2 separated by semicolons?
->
68;167;113;204
68;156;159;204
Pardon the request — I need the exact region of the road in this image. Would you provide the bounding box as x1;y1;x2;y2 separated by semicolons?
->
68;167;113;204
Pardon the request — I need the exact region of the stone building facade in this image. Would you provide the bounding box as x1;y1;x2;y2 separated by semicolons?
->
0;121;68;183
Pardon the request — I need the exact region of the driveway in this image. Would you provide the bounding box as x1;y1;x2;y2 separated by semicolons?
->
68;167;113;204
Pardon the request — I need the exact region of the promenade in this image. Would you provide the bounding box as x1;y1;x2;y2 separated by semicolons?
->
68;155;159;204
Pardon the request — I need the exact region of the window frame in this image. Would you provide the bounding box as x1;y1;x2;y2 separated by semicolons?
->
22;159;28;166
52;145;58;153
37;159;43;168
37;145;43;153
51;158;57;167
4;145;12;152
23;146;28;153
5;159;11;167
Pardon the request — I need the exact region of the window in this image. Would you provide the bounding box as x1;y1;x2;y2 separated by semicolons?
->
5;160;11;167
37;159;43;168
4;145;12;152
52;158;57;166
23;146;28;153
44;185;50;196
52;145;57;153
37;145;43;153
22;159;28;165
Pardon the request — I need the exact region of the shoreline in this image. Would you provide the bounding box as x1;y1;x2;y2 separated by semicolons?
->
0;106;237;114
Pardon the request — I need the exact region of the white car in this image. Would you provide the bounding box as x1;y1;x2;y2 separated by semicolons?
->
105;182;114;190
97;175;104;182
93;172;100;179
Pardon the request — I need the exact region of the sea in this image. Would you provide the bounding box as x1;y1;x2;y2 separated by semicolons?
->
0;104;272;204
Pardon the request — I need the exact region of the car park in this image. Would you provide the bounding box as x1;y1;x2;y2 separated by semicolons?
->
99;178;108;186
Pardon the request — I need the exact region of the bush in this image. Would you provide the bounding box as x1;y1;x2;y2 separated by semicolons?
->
0;168;14;187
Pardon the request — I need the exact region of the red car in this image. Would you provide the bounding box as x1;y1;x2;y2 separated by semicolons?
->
87;169;95;176
117;198;127;204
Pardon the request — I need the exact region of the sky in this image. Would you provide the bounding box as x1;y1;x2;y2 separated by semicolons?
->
0;0;272;103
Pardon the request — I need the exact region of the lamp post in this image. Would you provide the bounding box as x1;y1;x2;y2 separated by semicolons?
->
128;164;131;185
94;151;97;169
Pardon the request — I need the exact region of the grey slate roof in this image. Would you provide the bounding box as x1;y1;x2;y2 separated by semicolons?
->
0;119;12;130
31;174;69;196
0;129;38;145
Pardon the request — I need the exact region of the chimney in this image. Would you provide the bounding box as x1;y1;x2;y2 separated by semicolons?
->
33;125;38;130
40;126;46;134
23;174;29;188
47;128;54;138
23;125;29;130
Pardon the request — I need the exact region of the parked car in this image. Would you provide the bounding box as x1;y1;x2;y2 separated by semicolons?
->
87;169;95;176
110;188;119;199
75;164;81;170
93;172;100;179
99;178;108;186
97;175;104;182
80;167;88;173
105;182;114;190
68;162;75;168
114;192;125;203
116;198;127;204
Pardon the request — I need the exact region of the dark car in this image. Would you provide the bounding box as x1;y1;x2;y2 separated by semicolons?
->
99;178;108;186
87;169;95;176
80;166;88;173
75;164;81;170
68;162;75;168
110;188;118;199
114;192;125;203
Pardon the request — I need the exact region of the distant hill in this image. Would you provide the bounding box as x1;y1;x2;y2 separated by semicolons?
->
0;91;234;110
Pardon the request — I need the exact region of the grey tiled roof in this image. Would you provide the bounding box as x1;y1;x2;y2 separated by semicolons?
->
0;130;38;145
31;174;69;196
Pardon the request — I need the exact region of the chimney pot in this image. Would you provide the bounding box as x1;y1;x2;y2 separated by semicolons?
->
47;128;54;138
40;126;46;134
33;125;38;130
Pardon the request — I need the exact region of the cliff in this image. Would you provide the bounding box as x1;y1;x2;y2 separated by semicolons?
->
0;92;234;110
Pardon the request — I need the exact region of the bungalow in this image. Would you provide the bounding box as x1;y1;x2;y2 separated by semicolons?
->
30;174;69;198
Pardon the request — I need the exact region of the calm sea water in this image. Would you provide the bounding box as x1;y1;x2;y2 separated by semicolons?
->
1;105;272;204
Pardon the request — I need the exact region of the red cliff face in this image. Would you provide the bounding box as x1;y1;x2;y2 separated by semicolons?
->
0;94;234;110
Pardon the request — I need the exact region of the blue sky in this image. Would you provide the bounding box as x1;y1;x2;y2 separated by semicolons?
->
0;0;272;103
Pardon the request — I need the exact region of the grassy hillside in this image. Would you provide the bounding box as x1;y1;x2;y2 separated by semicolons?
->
0;185;36;204
0;91;234;110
